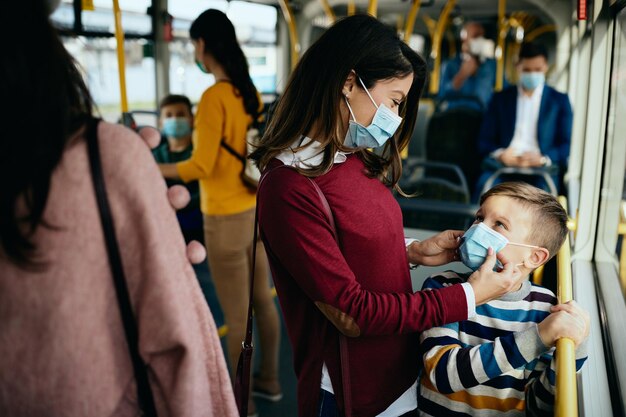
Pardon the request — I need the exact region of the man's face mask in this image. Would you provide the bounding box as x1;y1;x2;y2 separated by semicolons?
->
519;72;545;90
162;117;192;139
344;77;402;148
458;222;540;271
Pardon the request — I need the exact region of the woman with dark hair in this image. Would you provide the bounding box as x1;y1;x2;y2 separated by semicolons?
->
0;1;237;415
158;9;282;414
251;14;521;416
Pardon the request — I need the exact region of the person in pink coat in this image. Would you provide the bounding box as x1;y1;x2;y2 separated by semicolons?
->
0;1;237;416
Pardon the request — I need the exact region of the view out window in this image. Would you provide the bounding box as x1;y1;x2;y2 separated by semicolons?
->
168;1;279;99
51;0;152;36
64;37;157;122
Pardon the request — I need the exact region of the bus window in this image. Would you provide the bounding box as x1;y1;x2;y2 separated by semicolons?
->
53;0;157;121
609;9;626;297
168;0;278;100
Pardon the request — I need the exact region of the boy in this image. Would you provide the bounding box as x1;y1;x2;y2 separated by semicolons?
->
153;95;226;333
153;94;202;243
418;182;589;416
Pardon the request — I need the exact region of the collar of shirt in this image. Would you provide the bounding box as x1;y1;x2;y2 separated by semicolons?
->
275;136;349;169
517;82;544;102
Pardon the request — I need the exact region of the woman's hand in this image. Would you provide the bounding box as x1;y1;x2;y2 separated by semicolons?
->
407;230;464;266
138;127;206;265
467;248;523;305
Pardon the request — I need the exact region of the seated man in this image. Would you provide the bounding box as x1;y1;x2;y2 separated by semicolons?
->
153;94;203;243
418;182;589;416
476;43;573;197
439;22;497;111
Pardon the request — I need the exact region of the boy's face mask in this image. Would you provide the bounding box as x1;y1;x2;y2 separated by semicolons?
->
458;222;540;271
162;117;192;139
344;76;402;148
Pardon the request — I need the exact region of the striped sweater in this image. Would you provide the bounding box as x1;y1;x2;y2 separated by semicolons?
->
418;272;588;417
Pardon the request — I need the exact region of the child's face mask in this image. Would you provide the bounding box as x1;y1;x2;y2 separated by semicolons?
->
162;117;191;139
458;222;540;271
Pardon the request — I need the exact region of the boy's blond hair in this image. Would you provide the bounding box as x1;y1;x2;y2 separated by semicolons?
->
480;182;568;259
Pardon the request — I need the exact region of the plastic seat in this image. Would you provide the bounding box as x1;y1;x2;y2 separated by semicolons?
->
480;166;559;196
398;160;476;231
425;94;484;189
406;98;435;160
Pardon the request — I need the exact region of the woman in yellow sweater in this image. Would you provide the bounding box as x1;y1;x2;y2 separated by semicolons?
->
158;9;282;414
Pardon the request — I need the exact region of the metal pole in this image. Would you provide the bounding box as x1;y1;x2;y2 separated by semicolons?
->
555;196;578;417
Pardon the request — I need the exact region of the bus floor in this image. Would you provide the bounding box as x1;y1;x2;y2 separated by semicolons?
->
247;296;299;417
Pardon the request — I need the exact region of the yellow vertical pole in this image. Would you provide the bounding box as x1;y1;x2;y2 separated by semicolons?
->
367;0;378;17
555;196;578;417
319;0;336;23
347;0;356;16
495;0;506;92
422;14;436;39
428;0;456;95
278;0;300;70
403;0;422;43
112;0;128;113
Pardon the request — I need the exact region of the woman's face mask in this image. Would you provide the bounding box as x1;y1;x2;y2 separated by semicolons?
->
458;222;540;271
162;117;192;139
344;77;402;148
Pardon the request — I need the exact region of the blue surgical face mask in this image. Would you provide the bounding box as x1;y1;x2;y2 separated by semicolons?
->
344;77;403;148
519;72;545;91
195;59;209;74
458;222;539;271
162;117;192;139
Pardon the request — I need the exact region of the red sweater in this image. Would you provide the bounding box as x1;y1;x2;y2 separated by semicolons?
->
257;155;468;416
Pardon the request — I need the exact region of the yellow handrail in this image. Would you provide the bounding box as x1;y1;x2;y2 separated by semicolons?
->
112;0;128;113
278;0;300;70
367;0;378;17
403;0;422;43
428;0;456;95
319;0;336;23
525;24;557;42
347;0;356;16
422;14;436;39
555;196;578;417
533;264;544;286
495;0;506;92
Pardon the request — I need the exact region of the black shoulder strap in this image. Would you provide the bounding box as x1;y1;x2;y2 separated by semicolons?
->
85;118;157;417
220;139;246;164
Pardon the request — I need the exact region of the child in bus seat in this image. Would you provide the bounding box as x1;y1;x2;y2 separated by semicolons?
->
418;182;590;417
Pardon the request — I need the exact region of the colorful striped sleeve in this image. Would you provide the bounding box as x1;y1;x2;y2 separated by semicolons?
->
420;277;551;395
525;340;588;415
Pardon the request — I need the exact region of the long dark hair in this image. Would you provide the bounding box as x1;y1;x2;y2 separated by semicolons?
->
250;14;427;190
0;0;94;268
190;9;260;118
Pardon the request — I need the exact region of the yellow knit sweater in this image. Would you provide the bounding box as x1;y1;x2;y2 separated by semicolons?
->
177;82;258;216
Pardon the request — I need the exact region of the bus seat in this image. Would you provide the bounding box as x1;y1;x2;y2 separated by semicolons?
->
478;166;559;197
398;160;475;231
407;99;435;160
425;94;484;189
